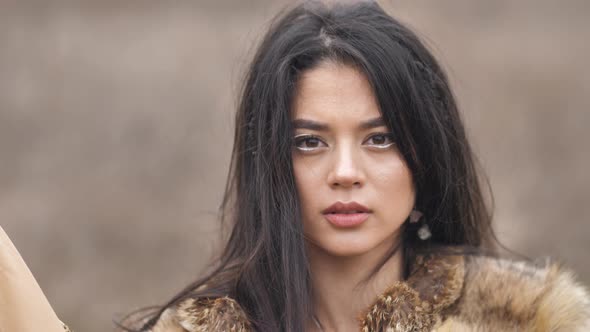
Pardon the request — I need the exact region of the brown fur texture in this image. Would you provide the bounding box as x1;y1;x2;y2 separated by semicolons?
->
150;251;590;331
151;297;252;332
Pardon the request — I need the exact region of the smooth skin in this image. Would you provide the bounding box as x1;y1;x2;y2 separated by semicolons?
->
291;61;416;331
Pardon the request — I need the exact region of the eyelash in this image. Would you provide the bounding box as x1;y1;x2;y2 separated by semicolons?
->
292;133;396;152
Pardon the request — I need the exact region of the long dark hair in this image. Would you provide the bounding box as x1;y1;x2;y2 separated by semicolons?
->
119;1;499;331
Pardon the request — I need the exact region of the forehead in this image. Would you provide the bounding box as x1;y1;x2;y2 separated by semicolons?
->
291;62;381;122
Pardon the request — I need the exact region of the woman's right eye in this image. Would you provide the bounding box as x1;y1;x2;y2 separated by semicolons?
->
293;135;327;151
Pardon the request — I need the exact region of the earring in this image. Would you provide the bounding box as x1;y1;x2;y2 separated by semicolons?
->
417;223;431;240
409;209;431;240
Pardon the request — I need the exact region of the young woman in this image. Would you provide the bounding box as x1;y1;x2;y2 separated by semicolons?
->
1;1;588;332
121;2;588;331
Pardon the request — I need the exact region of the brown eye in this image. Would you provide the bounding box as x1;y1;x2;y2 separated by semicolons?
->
366;133;395;148
293;135;327;151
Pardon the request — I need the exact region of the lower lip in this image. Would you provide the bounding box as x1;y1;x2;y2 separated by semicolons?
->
323;213;370;227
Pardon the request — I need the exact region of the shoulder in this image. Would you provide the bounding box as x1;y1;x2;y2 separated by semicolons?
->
440;254;590;331
149;296;252;332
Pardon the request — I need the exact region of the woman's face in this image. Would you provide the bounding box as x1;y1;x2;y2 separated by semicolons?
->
291;62;415;257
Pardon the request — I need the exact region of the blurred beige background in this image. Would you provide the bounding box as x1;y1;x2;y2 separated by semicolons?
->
1;1;588;331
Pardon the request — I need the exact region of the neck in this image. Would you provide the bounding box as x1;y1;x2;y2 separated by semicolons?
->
306;239;404;332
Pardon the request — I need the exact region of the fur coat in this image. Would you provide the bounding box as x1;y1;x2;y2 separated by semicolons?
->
148;252;590;331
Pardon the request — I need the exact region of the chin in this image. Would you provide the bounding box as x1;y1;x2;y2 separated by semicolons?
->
310;236;386;258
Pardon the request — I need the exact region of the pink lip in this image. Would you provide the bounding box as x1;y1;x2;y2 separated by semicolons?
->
322;201;371;214
322;201;371;228
324;212;369;227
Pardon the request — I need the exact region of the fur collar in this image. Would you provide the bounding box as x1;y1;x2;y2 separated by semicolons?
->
151;252;590;331
358;253;464;331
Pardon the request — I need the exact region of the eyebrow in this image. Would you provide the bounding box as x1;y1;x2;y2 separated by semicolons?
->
291;116;387;131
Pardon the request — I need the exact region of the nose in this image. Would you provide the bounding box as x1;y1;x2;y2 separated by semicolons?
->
327;143;365;189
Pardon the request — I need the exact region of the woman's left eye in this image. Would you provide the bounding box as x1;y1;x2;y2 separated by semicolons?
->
365;133;395;148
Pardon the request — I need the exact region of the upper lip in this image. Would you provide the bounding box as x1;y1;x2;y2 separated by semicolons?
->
322;201;371;214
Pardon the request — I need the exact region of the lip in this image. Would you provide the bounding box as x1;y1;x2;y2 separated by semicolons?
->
322;201;371;214
322;201;371;228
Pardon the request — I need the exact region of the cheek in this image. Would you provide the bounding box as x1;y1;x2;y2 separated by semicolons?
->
369;154;416;213
293;154;414;214
293;158;320;210
374;160;413;192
